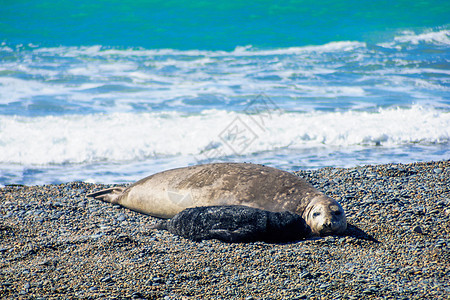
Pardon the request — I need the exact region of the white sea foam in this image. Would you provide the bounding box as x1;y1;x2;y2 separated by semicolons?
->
230;42;366;56
379;29;450;48
1;106;448;165
394;29;450;45
31;41;366;59
2;33;448;114
0;77;67;104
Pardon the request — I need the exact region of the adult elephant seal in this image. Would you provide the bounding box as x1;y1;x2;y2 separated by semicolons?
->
150;205;311;243
87;163;346;236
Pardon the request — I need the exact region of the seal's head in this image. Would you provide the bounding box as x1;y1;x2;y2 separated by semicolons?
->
302;195;347;236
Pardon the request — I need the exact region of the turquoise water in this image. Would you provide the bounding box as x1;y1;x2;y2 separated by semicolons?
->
2;0;449;50
0;1;449;185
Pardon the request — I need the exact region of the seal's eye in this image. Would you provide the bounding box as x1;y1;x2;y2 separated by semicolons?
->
334;211;341;216
312;212;321;218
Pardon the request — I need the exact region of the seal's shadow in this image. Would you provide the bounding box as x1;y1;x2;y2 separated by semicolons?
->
339;224;380;243
265;224;380;245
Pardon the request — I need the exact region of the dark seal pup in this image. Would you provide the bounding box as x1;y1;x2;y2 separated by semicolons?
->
150;205;311;243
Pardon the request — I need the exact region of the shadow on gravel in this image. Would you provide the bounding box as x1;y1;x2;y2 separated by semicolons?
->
341;224;380;243
256;224;380;245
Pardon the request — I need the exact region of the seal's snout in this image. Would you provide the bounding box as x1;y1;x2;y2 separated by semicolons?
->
318;219;334;235
319;219;345;235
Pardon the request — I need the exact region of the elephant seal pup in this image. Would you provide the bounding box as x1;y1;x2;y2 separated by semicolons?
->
150;205;311;243
87;163;346;236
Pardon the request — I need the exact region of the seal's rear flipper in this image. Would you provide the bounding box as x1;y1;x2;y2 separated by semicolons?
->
86;187;125;204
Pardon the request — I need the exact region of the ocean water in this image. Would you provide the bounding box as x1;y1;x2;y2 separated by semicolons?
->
0;1;449;185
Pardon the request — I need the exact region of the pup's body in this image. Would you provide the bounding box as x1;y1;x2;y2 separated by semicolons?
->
151;205;311;243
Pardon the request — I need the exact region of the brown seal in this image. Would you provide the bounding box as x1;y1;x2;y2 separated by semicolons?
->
87;163;346;235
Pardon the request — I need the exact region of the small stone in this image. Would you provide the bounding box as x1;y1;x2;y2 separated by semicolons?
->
23;282;31;292
101;276;112;283
90;233;103;239
131;291;144;298
413;226;423;234
117;214;127;222
324;236;336;243
433;168;443;174
37;259;51;266
363;287;378;295
299;271;312;279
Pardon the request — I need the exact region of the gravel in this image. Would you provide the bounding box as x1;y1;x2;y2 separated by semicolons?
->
1;160;449;299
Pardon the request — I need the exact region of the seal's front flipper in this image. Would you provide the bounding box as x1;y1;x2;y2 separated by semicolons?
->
86;187;125;204
208;227;254;243
149;221;168;231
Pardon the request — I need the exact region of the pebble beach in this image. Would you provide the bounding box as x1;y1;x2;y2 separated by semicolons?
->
1;160;449;299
